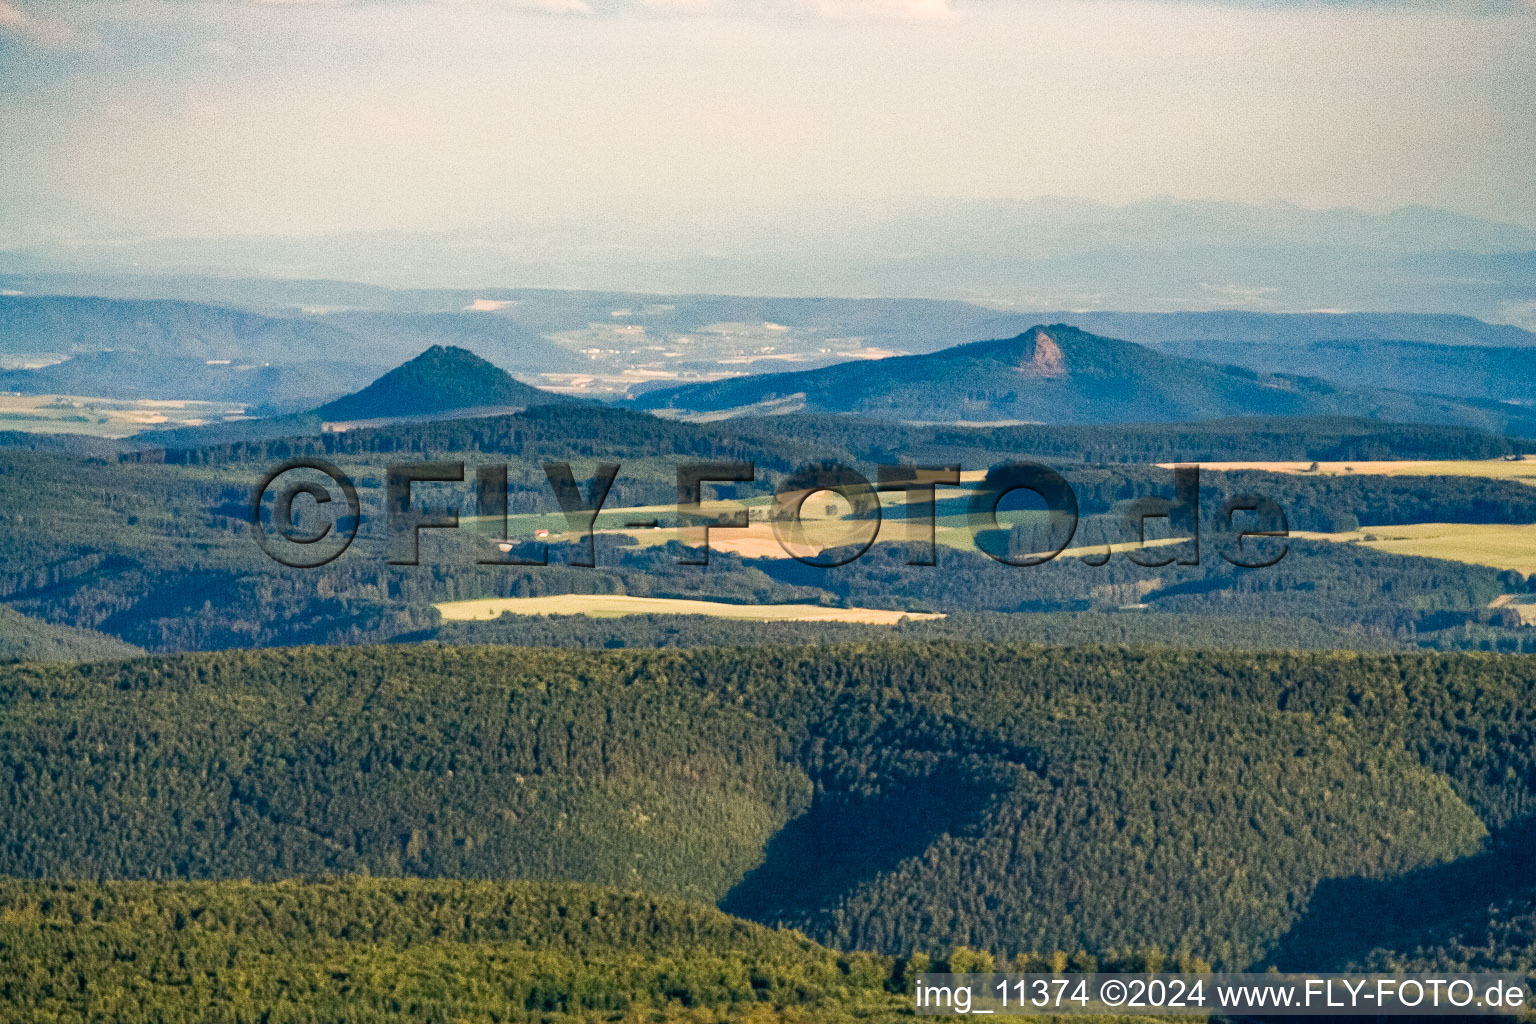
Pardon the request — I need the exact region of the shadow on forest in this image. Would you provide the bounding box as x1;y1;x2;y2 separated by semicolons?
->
1260;816;1536;972
721;761;1001;927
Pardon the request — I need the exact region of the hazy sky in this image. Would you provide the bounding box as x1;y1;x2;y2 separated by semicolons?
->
1;0;1533;238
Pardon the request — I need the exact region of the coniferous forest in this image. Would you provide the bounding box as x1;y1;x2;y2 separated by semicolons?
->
5;643;1536;988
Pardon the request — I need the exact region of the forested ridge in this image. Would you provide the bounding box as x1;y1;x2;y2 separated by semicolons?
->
0;876;1182;1024
0;878;897;1023
5;445;1535;654
1054;466;1536;531
0;604;143;662
151;407;1527;468
3;642;1536;973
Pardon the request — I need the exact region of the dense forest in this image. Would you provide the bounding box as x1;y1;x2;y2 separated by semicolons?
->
0;876;1191;1024
422;609;1402;652
756;538;1525;640
3;642;1536;973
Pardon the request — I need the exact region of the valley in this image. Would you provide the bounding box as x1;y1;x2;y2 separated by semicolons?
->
4;642;1536;980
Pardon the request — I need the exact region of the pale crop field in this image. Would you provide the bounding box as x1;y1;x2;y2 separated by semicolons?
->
1295;522;1536;575
435;593;946;624
1169;458;1536;485
606;517;1188;561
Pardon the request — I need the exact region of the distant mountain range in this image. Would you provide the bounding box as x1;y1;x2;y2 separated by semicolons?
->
4;277;1532;348
634;324;1536;434
0;296;369;364
313;345;573;423
1019;311;1536;349
0;294;584;382
4;198;1534;325
0;351;376;410
5;286;1536;434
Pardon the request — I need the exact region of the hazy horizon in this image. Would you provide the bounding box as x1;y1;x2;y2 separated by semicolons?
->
2;0;1534;243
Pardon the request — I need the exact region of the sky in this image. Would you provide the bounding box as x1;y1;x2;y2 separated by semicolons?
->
0;0;1534;240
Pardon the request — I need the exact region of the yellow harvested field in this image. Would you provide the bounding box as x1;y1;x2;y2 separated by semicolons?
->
1295;522;1536;574
709;522;806;559
1165;459;1536;485
1493;599;1536;626
435;594;946;624
610;519;1189;560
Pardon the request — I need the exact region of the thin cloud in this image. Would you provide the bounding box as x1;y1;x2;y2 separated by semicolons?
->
802;0;955;20
636;0;953;17
7;0;1529;28
505;0;594;14
166;0;593;10
0;0;96;46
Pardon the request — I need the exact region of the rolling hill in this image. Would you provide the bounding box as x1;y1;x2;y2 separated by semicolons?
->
311;344;574;423
9;417;1534;655
1029;310;1536;348
0;605;143;663
0;877;918;1024
0;295;585;393
0;295;368;363
2;642;1534;970
0;351;377;407
1148;338;1536;405
634;324;1536;433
